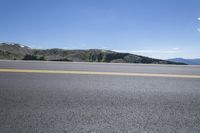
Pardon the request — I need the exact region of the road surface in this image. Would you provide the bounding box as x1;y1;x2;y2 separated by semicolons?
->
0;60;200;133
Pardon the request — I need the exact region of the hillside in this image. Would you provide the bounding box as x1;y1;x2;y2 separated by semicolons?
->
0;43;185;65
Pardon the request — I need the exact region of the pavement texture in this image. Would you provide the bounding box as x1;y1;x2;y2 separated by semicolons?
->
0;61;200;133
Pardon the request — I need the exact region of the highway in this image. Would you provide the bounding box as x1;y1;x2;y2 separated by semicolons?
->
0;60;200;133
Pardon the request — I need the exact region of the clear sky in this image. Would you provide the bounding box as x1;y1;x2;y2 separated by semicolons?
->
0;0;200;59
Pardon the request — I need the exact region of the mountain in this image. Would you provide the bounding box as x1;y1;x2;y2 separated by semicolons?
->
168;58;200;65
0;43;33;60
0;42;185;65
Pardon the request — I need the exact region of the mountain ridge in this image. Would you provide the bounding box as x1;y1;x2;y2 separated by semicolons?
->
168;58;200;65
0;42;186;65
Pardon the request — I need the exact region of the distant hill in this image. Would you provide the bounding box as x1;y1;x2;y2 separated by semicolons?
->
168;58;200;65
0;42;185;65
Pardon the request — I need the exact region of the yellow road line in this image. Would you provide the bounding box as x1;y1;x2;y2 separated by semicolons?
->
0;69;200;79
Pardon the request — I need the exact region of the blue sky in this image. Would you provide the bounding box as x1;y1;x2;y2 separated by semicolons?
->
0;0;200;59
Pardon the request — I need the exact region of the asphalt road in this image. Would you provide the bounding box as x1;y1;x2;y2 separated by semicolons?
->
0;61;200;133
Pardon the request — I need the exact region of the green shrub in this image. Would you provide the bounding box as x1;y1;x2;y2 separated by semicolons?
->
23;54;45;61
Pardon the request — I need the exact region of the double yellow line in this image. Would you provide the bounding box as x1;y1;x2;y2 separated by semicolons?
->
0;68;200;79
